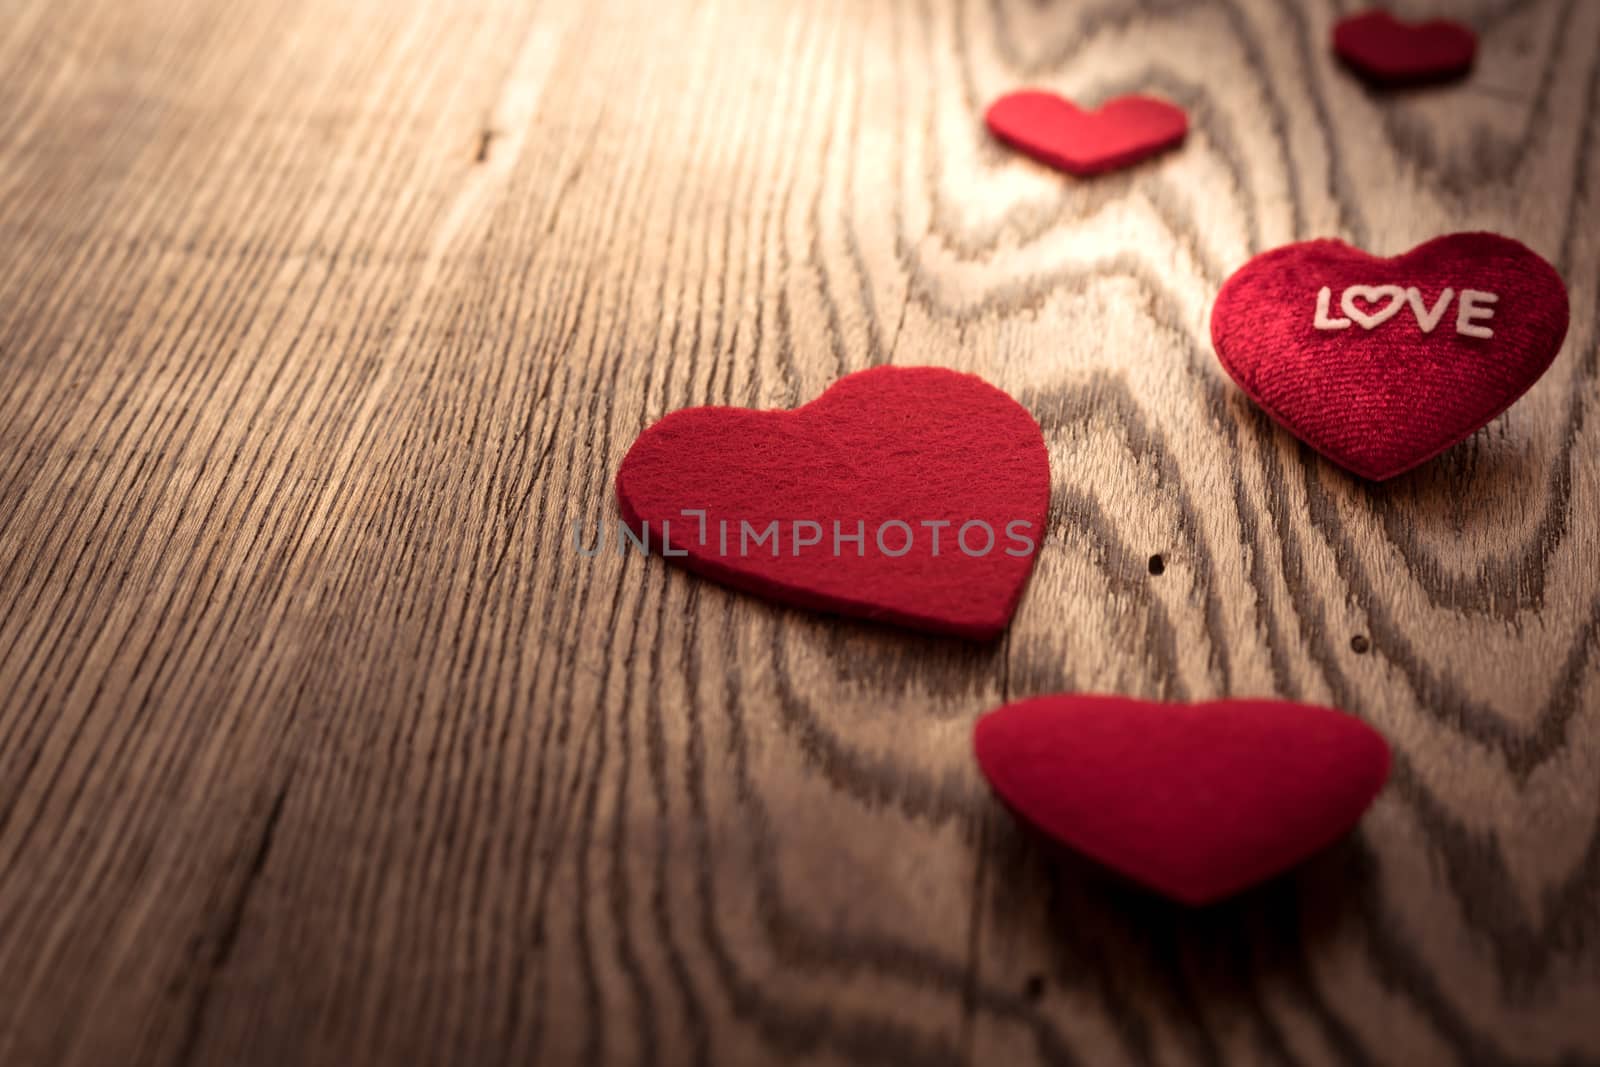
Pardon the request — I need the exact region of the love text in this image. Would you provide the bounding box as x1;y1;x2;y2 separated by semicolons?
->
1313;285;1497;338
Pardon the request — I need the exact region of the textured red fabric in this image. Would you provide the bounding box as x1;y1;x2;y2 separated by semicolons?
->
1211;232;1568;480
985;90;1187;176
614;367;1051;640
1333;10;1476;86
973;695;1392;905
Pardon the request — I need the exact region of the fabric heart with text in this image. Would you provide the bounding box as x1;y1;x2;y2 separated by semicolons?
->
1210;232;1568;480
974;694;1392;905
615;366;1052;640
985;90;1187;176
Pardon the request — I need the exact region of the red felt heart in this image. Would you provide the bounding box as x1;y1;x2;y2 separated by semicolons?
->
614;367;1051;639
985;90;1187;176
1210;232;1568;480
973;695;1392;904
1333;10;1476;86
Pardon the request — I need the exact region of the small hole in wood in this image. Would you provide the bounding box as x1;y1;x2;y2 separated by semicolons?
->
1023;974;1046;1000
474;128;496;163
1350;634;1370;654
1148;554;1165;576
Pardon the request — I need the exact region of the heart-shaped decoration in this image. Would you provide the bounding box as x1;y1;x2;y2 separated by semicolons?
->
1333;10;1476;86
985;90;1187;176
1210;232;1568;480
614;367;1051;639
973;695;1392;904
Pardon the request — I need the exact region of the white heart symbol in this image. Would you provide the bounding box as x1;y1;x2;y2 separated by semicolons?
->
1341;285;1405;330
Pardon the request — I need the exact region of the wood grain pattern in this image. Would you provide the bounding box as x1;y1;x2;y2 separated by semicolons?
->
2;0;1598;1063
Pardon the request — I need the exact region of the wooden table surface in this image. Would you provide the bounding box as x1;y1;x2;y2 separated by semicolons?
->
3;0;1599;1064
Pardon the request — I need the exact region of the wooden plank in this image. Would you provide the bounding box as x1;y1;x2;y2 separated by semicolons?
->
1;0;1597;1063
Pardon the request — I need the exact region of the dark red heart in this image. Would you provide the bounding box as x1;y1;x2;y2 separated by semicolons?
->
1210;232;1568;480
614;367;1051;639
985;90;1187;176
973;695;1392;904
1333;10;1476;86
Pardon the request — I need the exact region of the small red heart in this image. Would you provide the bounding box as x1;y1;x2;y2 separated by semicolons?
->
973;695;1391;904
1333;10;1476;86
985;90;1187;176
614;367;1051;639
1210;232;1568;480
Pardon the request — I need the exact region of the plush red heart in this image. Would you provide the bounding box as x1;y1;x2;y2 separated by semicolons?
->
1333;10;1476;86
614;367;1051;639
1210;232;1568;480
985;90;1187;176
973;695;1392;905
